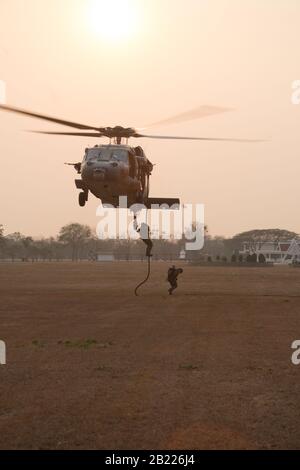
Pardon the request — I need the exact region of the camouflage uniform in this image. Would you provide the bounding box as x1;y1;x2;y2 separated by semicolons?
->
167;266;183;295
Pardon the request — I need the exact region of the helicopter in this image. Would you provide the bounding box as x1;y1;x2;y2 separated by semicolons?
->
0;103;259;208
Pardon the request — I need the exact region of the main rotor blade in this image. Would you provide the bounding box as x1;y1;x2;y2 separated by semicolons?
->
0;104;100;130
144;105;232;128
136;133;263;143
30;131;104;137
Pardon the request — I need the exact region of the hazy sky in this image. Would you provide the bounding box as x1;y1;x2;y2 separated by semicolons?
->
0;0;300;238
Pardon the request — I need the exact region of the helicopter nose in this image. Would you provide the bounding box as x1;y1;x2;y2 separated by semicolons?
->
93;168;105;181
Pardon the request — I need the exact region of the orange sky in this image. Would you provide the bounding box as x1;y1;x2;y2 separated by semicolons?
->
0;0;300;238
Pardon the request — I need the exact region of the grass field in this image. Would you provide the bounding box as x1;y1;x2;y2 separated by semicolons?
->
0;261;300;449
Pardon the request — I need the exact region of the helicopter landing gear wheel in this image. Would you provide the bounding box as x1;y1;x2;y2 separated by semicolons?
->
79;192;86;207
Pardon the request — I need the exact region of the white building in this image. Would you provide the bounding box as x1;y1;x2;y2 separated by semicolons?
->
240;238;300;265
97;252;115;262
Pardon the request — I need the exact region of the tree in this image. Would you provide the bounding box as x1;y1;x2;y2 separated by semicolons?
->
204;235;225;258
0;225;4;257
0;225;3;246
58;223;92;261
21;236;33;260
3;232;25;261
251;253;257;263
233;229;299;243
258;253;266;264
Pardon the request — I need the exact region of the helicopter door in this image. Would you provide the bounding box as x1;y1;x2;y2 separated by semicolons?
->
128;153;137;178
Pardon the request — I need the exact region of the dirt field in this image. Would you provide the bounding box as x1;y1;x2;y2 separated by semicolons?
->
0;261;300;450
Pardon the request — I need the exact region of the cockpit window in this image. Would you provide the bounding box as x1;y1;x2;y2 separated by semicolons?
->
86;147;128;163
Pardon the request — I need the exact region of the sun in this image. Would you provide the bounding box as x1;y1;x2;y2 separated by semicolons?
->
87;0;139;42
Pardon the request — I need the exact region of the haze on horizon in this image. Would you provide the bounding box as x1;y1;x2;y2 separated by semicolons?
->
0;0;299;239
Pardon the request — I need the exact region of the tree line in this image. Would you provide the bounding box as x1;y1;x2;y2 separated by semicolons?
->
0;223;181;262
0;224;298;262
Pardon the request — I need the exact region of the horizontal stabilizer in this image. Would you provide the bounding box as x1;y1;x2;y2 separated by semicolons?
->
146;198;180;209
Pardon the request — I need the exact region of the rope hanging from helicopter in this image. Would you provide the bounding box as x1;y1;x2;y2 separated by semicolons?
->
134;254;151;297
133;211;153;296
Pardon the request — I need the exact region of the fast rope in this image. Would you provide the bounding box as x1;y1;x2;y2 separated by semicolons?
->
133;211;153;296
134;254;151;296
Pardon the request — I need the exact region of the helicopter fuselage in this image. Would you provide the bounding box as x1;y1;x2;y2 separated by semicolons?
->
74;144;153;207
0;102;251;211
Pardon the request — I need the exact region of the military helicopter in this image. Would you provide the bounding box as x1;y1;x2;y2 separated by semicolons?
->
0;103;259;208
